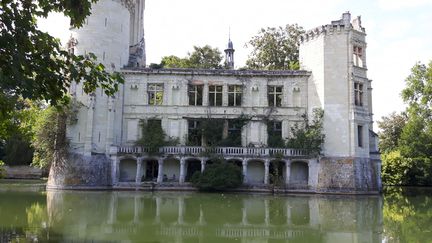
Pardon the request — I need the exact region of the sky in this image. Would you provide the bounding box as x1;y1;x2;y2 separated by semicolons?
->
38;0;432;130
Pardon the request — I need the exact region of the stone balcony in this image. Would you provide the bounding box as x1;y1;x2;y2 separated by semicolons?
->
113;146;307;158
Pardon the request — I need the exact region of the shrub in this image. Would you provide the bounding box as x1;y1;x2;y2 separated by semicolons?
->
191;161;243;191
0;160;5;178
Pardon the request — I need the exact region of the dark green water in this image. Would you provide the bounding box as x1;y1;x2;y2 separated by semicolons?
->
0;181;431;242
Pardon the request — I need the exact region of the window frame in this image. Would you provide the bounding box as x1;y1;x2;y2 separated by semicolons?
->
268;86;283;107
354;82;364;106
228;85;243;107
147;83;164;105
353;46;364;67
188;85;203;106
208;85;223;106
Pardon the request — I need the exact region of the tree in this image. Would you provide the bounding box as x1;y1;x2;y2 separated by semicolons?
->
286;108;325;155
379;61;432;186
154;45;223;69
245;24;305;70
0;0;124;121
377;112;408;153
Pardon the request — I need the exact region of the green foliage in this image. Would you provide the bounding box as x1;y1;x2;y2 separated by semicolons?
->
31;106;66;169
379;61;432;186
377;112;408;153
135;119;179;154
191;159;243;191
0;99;42;165
2;134;33;166
245;24;305;70
0;0;124;120
156;45;223;69
0;160;5;178
286;108;325;155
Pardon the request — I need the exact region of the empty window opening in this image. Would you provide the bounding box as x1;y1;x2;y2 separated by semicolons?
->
188;85;203;106
228;85;242;106
147;84;164;105
358;125;363;147
354;82;363;106
188;120;202;146
353;46;363;67
268;86;283;107
209;85;223;106
104;18;107;27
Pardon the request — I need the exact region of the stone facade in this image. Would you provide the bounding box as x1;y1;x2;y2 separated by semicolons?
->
54;1;381;194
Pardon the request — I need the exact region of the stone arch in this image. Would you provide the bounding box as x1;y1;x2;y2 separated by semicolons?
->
290;161;309;186
226;158;243;168
143;159;158;182
269;159;285;185
247;159;265;184
163;157;180;182
185;158;201;182
119;158;137;182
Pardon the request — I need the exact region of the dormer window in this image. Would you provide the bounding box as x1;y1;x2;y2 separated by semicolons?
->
353;46;363;67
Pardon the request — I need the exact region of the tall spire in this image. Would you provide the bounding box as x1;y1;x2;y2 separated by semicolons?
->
224;28;235;69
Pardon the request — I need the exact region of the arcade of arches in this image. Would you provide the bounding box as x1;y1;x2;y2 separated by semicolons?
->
115;156;312;187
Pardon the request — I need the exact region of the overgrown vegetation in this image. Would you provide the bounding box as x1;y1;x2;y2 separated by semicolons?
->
31;106;68;169
245;24;305;70
187;115;251;147
379;61;432;186
150;45;223;69
191;157;243;191
0;160;5;178
286;108;325;155
135;119;179;155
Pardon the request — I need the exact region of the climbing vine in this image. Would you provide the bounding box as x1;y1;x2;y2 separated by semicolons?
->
135;119;179;155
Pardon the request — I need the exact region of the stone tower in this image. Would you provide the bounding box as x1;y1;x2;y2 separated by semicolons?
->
224;37;235;69
299;12;380;190
66;0;146;156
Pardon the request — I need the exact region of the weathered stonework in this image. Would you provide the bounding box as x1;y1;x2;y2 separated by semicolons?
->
48;5;381;194
48;153;112;189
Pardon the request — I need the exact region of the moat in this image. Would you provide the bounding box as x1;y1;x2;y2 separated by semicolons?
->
0;180;431;242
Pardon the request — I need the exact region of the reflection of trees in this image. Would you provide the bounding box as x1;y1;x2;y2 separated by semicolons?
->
383;187;432;242
25;203;48;239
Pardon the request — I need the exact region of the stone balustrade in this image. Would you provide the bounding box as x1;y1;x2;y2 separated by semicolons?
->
116;146;306;157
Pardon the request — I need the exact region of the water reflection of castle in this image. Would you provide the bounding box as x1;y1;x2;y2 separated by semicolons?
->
47;191;383;242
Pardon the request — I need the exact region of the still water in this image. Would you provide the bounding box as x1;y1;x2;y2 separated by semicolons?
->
0;181;431;243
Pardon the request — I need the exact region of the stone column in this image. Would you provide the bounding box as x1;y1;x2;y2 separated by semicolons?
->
242;160;248;184
200;159;206;172
264;160;270;185
135;158;143;184
202;84;209;106
157;159;164;184
111;156;120;185
84;95;95;156
285;159;291;185
179;158;186;184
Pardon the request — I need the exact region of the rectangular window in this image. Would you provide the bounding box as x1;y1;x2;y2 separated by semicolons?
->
268;86;283;107
353;46;363;67
226;120;242;146
188;120;202;146
209;85;223;106
188;85;203;106
358;125;363;147
267;121;283;147
354;82;363;106
228;85;242;106
148;84;164;105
